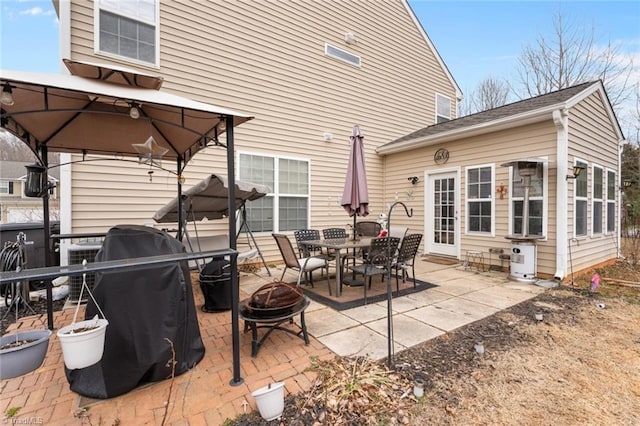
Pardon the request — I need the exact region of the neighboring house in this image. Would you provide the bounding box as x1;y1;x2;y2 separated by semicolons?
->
48;1;622;278
378;81;624;279
0;161;59;224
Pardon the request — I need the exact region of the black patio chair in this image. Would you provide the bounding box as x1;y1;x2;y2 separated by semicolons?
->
272;234;331;294
322;228;347;239
347;236;400;304
293;229;322;258
391;233;423;293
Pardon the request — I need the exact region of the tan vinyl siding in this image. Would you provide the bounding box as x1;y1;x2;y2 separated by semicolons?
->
66;0;457;262
566;91;619;272
383;121;560;275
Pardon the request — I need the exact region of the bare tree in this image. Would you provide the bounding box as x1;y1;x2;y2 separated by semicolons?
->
516;11;634;111
459;75;511;116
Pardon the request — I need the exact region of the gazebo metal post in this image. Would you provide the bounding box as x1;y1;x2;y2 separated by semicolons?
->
177;157;184;241
39;146;55;330
226;116;243;386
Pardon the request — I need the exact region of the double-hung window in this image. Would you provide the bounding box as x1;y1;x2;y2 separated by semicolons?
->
96;0;158;65
512;162;546;236
592;165;603;235
606;169;616;233
239;153;309;233
466;165;493;234
574;160;588;237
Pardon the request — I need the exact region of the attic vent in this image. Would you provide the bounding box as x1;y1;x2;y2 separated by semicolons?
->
325;43;361;67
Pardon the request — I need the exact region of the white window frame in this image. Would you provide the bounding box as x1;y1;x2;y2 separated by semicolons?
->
507;159;548;239
465;163;494;236
574;159;588;238
94;0;160;67
0;181;10;194
592;164;604;237
606;168;616;234
436;93;451;123
324;43;361;67
238;152;311;234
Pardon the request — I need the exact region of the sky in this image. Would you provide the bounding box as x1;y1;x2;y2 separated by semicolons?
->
1;0;639;122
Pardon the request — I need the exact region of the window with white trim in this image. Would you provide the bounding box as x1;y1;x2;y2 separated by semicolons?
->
606;169;616;233
511;163;545;236
592;165;603;235
466;165;493;234
436;94;451;123
0;181;11;194
239;153;309;233
575;160;588;237
96;0;158;65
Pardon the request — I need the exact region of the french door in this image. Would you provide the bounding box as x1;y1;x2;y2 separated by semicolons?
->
426;171;459;257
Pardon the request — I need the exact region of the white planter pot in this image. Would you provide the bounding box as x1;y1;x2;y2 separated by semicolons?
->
0;329;52;380
252;381;285;421
57;318;108;369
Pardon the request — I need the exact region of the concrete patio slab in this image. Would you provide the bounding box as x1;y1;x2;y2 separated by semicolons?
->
367;315;444;348
434;276;496;296
341;302;388;324
460;283;545;309
304;307;360;337
317;325;404;359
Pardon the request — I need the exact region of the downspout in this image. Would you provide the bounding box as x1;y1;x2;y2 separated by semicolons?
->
617;138;625;259
554;108;569;280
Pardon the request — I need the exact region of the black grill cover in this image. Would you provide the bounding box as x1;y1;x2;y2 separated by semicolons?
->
65;225;205;398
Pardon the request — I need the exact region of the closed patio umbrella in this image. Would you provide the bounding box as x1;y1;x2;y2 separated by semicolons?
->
341;125;370;236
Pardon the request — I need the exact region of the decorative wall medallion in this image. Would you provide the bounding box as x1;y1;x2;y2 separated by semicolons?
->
434;148;449;165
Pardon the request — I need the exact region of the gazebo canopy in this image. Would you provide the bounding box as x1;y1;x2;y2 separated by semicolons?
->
1;66;252;165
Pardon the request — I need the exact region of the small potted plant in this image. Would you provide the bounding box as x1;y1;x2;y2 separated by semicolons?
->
0;329;52;380
56;262;109;369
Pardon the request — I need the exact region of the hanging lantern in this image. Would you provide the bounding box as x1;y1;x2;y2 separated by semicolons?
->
24;164;47;197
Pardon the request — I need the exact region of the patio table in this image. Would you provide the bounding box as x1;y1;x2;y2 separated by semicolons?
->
301;237;372;296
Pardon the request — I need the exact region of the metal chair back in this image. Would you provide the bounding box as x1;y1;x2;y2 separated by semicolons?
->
322;228;346;239
294;229;321;258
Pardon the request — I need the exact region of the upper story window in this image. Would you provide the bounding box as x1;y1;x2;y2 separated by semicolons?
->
325;44;361;67
239;153;310;233
466;164;493;234
574;160;588;237
436;94;451;123
96;0;158;66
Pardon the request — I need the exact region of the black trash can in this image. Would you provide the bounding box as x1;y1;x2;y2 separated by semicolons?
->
199;259;235;312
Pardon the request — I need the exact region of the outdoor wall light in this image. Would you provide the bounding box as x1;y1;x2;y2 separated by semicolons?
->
408;176;419;185
129;103;140;119
566;165;585;180
1;83;15;106
323;132;333;142
345;32;357;44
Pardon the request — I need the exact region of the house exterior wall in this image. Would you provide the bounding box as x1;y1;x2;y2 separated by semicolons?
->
566;90;620;273
383;121;560;276
61;0;459;261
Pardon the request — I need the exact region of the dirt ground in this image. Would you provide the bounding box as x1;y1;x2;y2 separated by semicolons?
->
231;258;640;425
3;254;639;425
